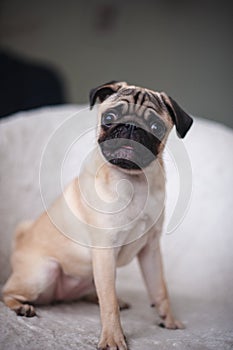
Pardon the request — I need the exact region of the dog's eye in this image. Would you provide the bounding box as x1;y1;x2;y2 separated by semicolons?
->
150;122;166;139
102;112;117;126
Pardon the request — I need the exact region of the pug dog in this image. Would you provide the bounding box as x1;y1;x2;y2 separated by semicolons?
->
3;81;193;350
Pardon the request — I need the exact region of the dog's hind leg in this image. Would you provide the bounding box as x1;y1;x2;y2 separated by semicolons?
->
2;221;38;316
2;218;56;316
2;256;61;317
3;221;61;317
3;286;37;317
3;267;40;317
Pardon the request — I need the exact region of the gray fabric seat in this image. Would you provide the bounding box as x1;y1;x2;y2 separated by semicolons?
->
0;106;232;350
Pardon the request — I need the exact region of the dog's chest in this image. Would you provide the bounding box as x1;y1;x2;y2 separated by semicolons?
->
114;185;164;266
105;178;165;247
78;162;165;248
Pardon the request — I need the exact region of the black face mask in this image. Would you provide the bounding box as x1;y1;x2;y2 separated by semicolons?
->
98;123;161;170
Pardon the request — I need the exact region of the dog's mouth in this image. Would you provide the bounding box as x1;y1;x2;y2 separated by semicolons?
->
104;143;141;170
98;127;157;170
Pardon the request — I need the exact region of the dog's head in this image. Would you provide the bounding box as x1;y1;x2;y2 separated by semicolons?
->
90;81;193;172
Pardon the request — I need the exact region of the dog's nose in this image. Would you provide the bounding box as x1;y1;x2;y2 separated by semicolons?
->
125;123;137;138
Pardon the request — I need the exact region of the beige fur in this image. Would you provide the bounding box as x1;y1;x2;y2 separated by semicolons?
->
2;83;192;350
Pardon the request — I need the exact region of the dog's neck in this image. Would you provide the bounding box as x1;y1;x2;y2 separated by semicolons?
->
80;146;165;192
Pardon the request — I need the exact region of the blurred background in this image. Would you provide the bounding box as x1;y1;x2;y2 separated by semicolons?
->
0;0;232;127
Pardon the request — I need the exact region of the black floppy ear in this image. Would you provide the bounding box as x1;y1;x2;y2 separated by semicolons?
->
89;81;128;109
161;93;193;138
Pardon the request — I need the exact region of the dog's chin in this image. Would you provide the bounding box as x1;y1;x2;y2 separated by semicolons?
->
100;145;156;172
110;158;141;171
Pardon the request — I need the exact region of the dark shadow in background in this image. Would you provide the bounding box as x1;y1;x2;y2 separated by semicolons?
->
0;0;232;127
0;50;66;118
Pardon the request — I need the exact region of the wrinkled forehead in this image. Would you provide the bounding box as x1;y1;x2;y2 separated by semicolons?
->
99;87;172;124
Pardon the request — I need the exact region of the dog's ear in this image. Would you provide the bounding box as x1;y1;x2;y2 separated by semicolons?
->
160;93;193;138
89;81;127;109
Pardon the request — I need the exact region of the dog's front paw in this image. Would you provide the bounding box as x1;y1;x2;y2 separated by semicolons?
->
118;298;130;311
158;315;185;330
155;298;185;330
97;331;128;350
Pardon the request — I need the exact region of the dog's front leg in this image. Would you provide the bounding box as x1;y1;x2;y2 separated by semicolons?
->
137;238;184;329
92;248;127;350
